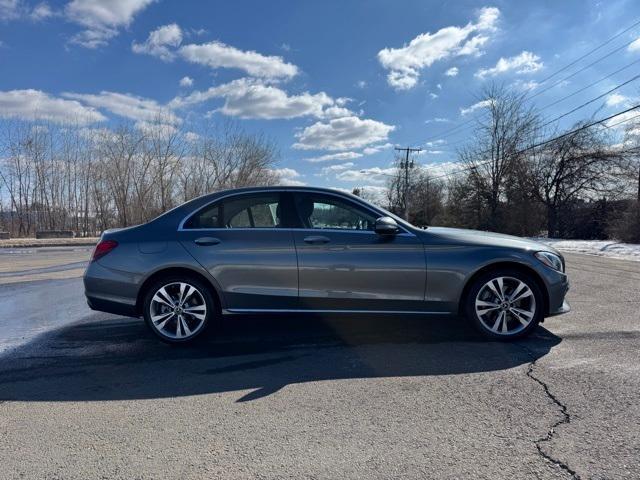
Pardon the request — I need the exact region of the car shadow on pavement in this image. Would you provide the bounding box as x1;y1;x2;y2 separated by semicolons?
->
0;313;561;403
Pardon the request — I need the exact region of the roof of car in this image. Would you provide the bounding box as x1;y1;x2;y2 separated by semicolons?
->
198;185;359;201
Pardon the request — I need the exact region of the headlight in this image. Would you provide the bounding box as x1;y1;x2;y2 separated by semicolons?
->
535;251;564;272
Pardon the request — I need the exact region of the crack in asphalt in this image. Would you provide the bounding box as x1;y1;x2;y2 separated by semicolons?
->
518;344;581;480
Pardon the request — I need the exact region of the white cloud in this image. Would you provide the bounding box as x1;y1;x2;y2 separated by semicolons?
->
628;37;640;52
134;120;177;137
457;34;489;56
356;80;367;89
425;117;451;123
511;79;539;91
65;0;156;48
0;89;106;124
184;131;199;143
362;142;393;155
273;167;306;186
30;2;52;20
460;98;492;116
305;151;363;163
132;23;182;61
318;162;356;176
321;105;355;119
335;166;396;184
179;41;298;80
0;0;52;21
170;78;335;120
606;93;628;107
445;66;459;77
179;76;194;87
604;109;639;129
63;91;180;124
429;92;439;99
0;0;20;20
475;51;543;78
377;7;500;90
293;116;395;151
423;161;464;178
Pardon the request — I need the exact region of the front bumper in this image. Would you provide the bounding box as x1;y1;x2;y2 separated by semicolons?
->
546;272;570;317
548;299;571;317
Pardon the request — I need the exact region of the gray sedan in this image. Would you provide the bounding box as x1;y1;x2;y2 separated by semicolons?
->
84;186;570;343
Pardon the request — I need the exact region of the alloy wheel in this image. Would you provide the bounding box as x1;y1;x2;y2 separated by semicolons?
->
149;282;207;340
474;276;537;336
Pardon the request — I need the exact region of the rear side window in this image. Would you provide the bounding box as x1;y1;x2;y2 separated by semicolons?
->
183;193;282;229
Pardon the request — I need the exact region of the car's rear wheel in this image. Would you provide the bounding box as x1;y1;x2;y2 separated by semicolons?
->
464;269;544;340
142;276;215;344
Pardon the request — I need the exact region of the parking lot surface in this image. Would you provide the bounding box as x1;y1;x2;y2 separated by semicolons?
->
0;248;638;479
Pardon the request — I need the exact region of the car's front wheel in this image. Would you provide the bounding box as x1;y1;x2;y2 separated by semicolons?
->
142;276;214;344
464;269;544;340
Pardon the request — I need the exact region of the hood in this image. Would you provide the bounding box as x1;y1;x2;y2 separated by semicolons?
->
422;226;561;254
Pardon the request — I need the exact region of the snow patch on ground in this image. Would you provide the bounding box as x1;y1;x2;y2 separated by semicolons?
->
532;238;640;262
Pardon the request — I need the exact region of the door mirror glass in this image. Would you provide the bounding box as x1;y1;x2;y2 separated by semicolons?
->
375;216;399;235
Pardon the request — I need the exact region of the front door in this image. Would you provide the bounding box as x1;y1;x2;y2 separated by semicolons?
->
178;192;299;310
290;192;426;311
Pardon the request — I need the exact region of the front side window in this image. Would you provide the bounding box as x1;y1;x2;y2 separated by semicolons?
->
184;193;281;229
294;193;376;231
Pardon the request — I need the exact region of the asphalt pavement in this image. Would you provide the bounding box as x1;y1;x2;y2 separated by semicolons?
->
0;248;638;479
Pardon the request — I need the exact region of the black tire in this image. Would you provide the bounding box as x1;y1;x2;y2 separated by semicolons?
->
142;274;216;344
464;268;544;341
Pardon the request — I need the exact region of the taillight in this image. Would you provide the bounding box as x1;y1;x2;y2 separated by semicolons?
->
92;239;118;262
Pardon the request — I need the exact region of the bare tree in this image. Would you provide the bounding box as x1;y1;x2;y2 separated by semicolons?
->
0;117;283;237
529;123;625;238
458;84;539;231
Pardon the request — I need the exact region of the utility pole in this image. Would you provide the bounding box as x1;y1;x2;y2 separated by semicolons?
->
395;147;421;220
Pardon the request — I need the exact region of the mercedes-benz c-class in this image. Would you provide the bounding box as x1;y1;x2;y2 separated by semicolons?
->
84;186;570;343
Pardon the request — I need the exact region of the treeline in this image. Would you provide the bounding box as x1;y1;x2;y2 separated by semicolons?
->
2;85;639;242
377;86;640;242
0;119;279;237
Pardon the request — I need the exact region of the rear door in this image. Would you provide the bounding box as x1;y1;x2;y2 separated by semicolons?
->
178;192;299;311
290;191;426;312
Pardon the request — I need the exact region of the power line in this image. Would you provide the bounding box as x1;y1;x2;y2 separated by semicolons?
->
526;37;640;102
539;72;640;128
421;17;640;144
424;103;640;181
360;105;640;186
535;17;640;85
605;112;640;129
538;57;640;112
428;65;640;152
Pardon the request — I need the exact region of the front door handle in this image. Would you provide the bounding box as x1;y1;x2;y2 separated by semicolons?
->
303;235;330;245
194;237;221;246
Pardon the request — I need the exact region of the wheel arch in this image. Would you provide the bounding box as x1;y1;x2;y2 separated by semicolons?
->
458;261;550;317
136;266;223;316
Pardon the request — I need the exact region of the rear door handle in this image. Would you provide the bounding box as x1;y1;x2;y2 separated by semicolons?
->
194;237;221;246
303;235;330;245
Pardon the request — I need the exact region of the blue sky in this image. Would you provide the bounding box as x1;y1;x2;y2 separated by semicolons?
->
1;0;639;193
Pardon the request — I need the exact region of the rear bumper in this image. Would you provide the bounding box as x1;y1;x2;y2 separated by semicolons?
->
84;260;140;318
86;295;138;317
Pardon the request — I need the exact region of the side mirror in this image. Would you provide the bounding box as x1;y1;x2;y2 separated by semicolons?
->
375;216;399;235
